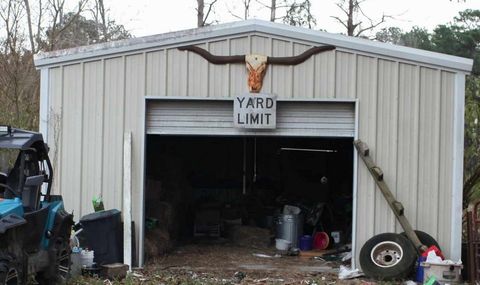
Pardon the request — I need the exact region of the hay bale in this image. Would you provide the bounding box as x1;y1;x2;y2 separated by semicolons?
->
144;226;173;260
228;225;272;248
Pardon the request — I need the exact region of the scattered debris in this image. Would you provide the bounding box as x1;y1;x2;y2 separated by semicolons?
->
338;265;364;280
252;253;280;258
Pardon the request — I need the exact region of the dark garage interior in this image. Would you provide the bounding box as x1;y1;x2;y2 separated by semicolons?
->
144;135;354;260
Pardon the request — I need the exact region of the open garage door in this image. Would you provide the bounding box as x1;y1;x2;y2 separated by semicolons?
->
146;99;355;137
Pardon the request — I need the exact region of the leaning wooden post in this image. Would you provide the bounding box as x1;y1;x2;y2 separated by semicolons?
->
354;139;428;254
123;132;132;271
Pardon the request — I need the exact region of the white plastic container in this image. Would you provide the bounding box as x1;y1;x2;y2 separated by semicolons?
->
421;262;463;284
275;238;291;251
71;249;94;276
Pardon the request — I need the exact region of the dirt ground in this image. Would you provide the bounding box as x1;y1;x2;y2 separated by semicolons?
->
67;243;378;285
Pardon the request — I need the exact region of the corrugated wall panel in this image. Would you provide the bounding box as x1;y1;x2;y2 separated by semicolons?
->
102;57;125;212
251;36;272;94
375;60;399;234
188;44;208;97
47;67;63;195
124;54;146;257
438;71;455;257
208;40;230;98
146;50;166;96
230;37;249;96
396;63;420;231
417;67;441;238
271;39;293;98
293;43;314;98
166;49;187;96
336;52;356;99
60;64;83;217
314;49;335;98
355;55;377;261
81;60;104;215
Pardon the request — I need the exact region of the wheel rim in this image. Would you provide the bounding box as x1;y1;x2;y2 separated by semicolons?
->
5;267;18;285
370;241;404;268
57;247;70;280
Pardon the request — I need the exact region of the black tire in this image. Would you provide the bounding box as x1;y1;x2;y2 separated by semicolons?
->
359;233;417;280
401;230;441;251
0;252;23;285
36;237;71;285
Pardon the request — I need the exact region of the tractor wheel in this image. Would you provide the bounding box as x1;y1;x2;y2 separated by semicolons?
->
0;252;23;285
401;230;441;251
36;237;71;285
359;233;417;280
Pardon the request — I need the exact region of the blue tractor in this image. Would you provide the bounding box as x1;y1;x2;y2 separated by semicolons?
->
0;126;73;285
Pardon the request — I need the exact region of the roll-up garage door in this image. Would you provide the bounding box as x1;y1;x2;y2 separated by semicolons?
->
146;100;355;137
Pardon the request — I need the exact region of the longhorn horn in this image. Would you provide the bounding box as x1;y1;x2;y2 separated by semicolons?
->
178;45;336;65
267;45;336;65
178;45;245;64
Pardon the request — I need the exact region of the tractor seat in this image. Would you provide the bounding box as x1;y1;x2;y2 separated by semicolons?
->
5;152;42;212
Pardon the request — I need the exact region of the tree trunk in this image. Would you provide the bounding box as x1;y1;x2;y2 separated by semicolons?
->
23;0;36;53
347;0;354;36
270;0;276;22
197;0;205;27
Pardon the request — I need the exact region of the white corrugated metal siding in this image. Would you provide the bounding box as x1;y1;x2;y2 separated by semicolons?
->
38;22;467;267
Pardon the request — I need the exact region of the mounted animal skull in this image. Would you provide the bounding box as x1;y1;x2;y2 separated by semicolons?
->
178;45;336;93
246;54;267;92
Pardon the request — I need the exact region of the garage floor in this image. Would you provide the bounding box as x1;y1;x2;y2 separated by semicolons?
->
150;243;342;283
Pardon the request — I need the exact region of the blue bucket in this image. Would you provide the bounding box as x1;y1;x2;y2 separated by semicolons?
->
299;235;313;251
415;256;427;282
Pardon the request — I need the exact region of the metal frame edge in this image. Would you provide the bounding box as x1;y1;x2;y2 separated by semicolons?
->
451;73;465;261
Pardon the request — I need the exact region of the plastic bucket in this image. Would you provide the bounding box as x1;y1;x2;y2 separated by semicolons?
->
80;249;94;267
299;235;313;251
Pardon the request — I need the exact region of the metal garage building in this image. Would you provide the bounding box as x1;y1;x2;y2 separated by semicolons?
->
34;20;473;268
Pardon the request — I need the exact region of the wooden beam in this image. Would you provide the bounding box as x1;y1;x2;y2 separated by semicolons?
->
354;139;428;253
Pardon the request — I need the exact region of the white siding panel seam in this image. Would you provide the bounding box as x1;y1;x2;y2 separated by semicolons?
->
206;42;211;97
269;37;274;93
393;61;400;232
436;70;443;239
185;51;189;96
122;56;127;137
351;99;360;269
79;62;85;213
451;73;465;260
163;50;168;96
59;66;65;196
39;68;49;140
100;59;106;198
415;66;421;227
373;57;379;232
290;41;294;98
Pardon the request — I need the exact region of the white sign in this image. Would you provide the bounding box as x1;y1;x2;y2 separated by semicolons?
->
234;93;276;129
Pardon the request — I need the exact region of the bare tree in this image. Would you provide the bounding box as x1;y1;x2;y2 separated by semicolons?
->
228;0;252;20
196;0;219;27
332;0;390;37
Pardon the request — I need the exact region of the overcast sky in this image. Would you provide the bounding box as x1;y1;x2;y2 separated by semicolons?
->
104;0;480;37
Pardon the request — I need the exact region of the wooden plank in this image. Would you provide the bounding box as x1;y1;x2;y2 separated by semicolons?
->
123;132;132;271
354;139;427;253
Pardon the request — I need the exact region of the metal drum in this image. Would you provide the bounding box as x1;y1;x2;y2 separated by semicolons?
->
275;214;303;248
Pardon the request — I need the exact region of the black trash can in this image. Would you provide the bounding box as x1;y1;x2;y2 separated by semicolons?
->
79;209;123;265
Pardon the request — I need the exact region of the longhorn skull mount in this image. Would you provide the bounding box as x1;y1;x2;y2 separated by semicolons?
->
178;45;336;93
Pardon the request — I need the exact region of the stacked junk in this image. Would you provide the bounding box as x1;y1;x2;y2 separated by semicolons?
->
69;198;129;280
352;140;463;284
